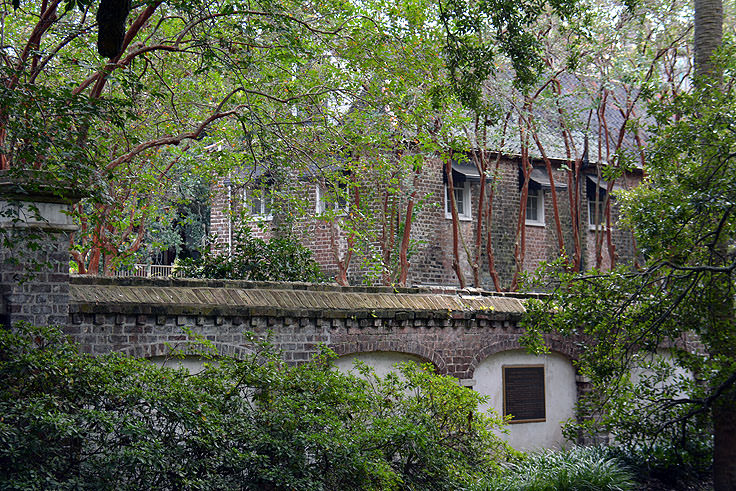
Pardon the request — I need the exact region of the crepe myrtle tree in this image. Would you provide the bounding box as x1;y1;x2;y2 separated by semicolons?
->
2;0;452;275
276;0;464;288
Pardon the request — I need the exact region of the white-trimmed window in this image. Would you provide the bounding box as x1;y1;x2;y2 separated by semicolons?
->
525;188;545;226
444;181;471;220
246;182;272;220
588;198;607;230
316;182;349;215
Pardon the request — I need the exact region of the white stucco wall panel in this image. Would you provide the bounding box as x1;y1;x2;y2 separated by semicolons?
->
333;351;426;378
630;349;692;391
148;355;217;374
473;350;577;451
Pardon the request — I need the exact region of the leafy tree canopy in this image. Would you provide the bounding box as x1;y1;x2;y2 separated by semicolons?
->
521;45;736;479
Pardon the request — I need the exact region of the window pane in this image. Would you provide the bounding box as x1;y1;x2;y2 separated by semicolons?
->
336;192;348;211
446;183;468;217
526;192;538;221
318;186;327;213
251;196;262;215
454;187;464;215
250;184;271;216
319;184;348;213
589;199;605;226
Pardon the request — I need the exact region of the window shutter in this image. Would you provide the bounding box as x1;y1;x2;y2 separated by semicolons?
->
503;365;545;423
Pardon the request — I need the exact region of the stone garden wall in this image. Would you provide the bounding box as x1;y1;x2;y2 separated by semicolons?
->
67;276;582;380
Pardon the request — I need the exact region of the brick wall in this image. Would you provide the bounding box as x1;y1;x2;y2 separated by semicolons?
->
0;173;81;327
66;276;581;380
65;276;594;448
210;179;232;251
1;229;72;326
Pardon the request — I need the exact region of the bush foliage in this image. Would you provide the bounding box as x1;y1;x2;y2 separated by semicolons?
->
177;226;326;283
0;324;514;489
474;446;636;491
606;443;713;490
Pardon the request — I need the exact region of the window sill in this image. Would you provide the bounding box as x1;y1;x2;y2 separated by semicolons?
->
588;225;613;232
507;418;546;424
525;221;545;228
249;215;273;222
316;211;349;218
444;214;472;222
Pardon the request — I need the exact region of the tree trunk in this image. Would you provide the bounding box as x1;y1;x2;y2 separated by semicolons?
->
694;0;723;82
694;0;733;487
708;267;736;491
445;156;466;288
398;167;421;286
713;387;736;490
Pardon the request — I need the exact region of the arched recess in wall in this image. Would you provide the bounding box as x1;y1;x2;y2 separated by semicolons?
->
333;351;434;379
120;342;251;374
147;355;218;374
472;349;577;452
331;340;446;373
468;336;579;372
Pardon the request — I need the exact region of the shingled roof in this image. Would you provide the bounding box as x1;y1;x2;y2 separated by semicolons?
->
477;71;649;165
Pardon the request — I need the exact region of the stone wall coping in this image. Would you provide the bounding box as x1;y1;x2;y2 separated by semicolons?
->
70;276;536;319
70;275;545;298
0;170;86;204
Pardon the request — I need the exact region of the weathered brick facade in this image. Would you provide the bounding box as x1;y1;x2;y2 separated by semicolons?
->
0;230;72;326
211;156;640;289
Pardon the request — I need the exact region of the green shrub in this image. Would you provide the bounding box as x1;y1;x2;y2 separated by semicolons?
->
474;446;636;491
0;324;514;490
605;442;712;490
177;226;326;283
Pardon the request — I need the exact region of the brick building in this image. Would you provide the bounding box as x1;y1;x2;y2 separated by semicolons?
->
0;168;638;451
209;153;640;290
210;75;644;290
